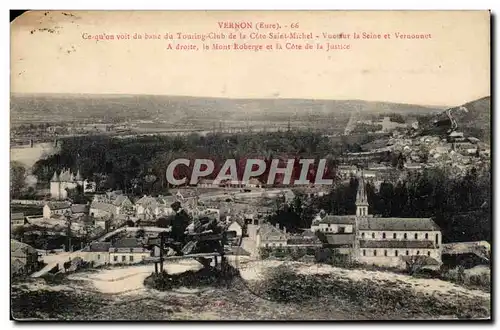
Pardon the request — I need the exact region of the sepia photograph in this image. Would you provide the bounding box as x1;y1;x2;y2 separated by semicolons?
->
9;10;491;321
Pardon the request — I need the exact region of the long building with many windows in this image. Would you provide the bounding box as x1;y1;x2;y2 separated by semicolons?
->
311;171;442;268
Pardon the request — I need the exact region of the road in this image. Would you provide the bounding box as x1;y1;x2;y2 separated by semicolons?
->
344;110;359;135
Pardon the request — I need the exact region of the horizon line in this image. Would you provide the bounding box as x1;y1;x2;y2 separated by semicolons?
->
7;91;473;109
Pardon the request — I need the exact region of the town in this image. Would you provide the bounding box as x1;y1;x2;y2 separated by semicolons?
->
9;9;492;321
10;93;491;320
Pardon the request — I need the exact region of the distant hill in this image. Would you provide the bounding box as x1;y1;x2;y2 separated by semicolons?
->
418;96;491;142
10;94;441;126
460;96;491;142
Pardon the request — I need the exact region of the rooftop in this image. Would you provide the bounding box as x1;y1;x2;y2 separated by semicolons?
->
359;240;435;249
85;242;112;252
90;201;117;214
325;234;355;246
112;238;143;248
358;217;440;231
229;217;245;228
11;212;25;220
259;223;287;239
313;215;356;226
45;202;71;210
71;204;89;214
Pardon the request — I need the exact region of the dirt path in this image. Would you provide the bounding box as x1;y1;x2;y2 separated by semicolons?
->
68;260;203;294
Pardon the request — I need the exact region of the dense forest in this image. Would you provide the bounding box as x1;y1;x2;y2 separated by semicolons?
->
267;166;491;243
30;132;380;195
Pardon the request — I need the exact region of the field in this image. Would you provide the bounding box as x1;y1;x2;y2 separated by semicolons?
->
10;142;58;168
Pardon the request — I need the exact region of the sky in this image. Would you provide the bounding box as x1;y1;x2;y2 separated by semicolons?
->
10;10;490;106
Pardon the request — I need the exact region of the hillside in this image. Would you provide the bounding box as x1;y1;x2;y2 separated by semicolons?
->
418;96;491;142
460;96;491;142
10;94;441;126
11;259;490;320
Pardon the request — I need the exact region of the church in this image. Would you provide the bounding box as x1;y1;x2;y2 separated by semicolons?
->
311;172;442;268
50;168;84;200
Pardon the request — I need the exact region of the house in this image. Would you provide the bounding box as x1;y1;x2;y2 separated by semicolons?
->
11;212;25;227
261;189;295;202
108;238;151;264
325;234;356;254
95;218;109;230
247;178;263;188
404;163;423;170
89;201;119;218
286;230;322;248
310;212;357;255
311;214;355;234
362;170;377;179
90;192;134;218
81;242;112;265
228;218;245;237
11;239;39;276
157;195;179;215
336;165;358;180
80;239;151;266
256;223;288;248
135;195;179;218
135;195;162;217
109;193;134;214
367;163;390;171
198;179;218;188
71;204;89;216
43;202;71;218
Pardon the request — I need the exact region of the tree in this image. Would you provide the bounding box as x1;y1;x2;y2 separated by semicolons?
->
34;227;49;250
135;228;145;239
82;217;94;246
10;161;26;198
66;184;86;204
315;230;328;244
403;255;429;275
65;212;73;252
11;226;26;241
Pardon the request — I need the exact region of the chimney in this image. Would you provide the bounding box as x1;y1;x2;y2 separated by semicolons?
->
275;223;279;229
283;226;286;234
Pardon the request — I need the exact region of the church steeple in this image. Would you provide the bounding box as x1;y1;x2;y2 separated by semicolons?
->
75;169;82;181
356;171;369;217
51;171;59;182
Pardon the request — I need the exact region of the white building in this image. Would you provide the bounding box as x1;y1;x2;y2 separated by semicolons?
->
80;239;151;266
256;223;288;248
228;218;245;237
43;202;71;218
311;214;355;234
50;169;84;200
11;213;25;227
354;173;442;268
311;171;443;269
135;195;177;218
